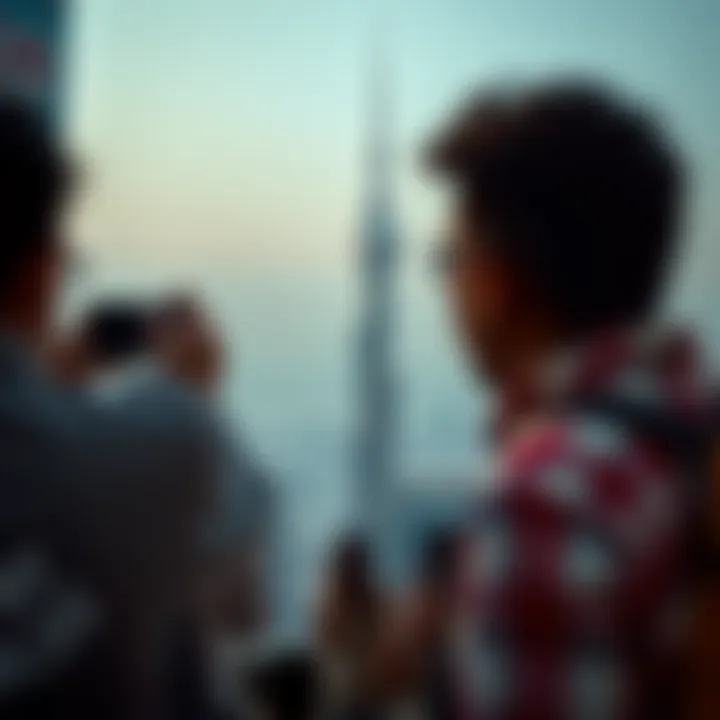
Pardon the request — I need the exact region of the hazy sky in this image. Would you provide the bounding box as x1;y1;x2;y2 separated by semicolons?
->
59;0;720;627
67;0;720;285
63;0;720;451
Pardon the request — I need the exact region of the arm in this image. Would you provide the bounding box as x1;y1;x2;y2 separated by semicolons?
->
365;595;441;703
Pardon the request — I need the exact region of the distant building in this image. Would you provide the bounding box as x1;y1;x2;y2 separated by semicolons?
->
354;50;400;575
352;54;486;586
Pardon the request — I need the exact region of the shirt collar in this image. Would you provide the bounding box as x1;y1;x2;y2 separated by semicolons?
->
492;325;663;443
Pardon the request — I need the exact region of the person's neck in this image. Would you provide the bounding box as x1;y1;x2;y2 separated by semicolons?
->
498;322;567;393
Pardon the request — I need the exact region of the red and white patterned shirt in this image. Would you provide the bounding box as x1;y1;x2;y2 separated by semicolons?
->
456;327;714;719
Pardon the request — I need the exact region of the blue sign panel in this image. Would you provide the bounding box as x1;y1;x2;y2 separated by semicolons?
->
0;0;66;129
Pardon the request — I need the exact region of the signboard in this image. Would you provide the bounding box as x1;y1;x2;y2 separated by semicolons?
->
0;0;65;129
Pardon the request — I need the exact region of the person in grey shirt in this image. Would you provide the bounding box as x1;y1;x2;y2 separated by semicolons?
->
0;99;222;719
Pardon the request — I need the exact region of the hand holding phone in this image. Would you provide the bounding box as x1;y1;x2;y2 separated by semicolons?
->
150;297;222;392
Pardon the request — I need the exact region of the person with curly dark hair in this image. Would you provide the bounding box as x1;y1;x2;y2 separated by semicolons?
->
427;80;714;719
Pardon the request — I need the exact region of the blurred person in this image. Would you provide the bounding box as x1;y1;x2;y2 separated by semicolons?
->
53;298;270;720
426;80;717;718
61;299;276;720
316;535;384;719
413;530;459;720
0;97;220;719
200;436;276;720
365;530;460;720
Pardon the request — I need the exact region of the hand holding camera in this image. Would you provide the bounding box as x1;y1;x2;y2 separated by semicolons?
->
48;295;222;392
150;296;223;392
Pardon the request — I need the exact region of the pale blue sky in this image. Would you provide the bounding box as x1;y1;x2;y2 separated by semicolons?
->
60;0;720;628
66;0;720;286
63;0;720;451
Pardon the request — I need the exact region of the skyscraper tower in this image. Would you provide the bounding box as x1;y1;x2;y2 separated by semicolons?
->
355;50;399;562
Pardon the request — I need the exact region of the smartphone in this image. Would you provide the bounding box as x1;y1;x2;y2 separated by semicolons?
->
86;304;150;362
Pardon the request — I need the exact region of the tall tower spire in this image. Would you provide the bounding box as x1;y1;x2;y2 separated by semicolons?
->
355;42;399;562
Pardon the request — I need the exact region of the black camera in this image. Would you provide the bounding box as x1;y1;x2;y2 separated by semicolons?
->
85;303;150;362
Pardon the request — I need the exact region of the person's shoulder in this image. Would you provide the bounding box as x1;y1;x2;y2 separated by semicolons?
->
75;371;219;482
0;367;96;447
492;410;678;545
1;363;207;436
502;410;631;471
107;368;219;441
34;370;221;502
